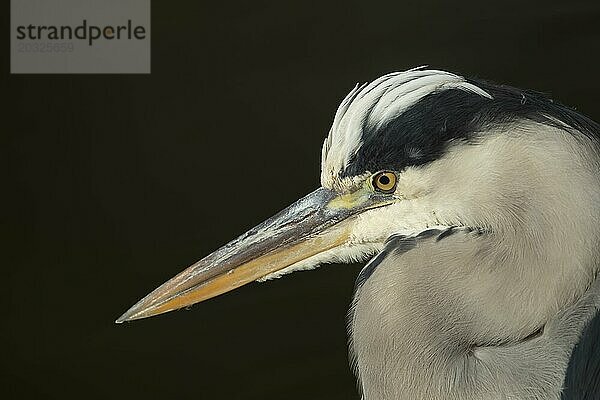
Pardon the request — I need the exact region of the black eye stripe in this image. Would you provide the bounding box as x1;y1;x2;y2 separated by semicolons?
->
342;80;600;179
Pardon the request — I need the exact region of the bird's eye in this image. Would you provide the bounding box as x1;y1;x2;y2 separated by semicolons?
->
372;171;397;193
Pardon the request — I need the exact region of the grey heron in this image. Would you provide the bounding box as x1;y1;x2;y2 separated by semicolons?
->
117;67;600;399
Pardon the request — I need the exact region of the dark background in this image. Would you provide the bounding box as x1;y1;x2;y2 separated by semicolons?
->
4;1;600;399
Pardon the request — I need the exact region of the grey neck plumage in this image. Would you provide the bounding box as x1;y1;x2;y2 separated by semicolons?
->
350;228;600;400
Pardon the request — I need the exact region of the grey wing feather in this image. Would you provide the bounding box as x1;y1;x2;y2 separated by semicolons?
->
562;311;600;399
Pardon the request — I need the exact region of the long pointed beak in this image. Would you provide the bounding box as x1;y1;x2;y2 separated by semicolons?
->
116;187;389;323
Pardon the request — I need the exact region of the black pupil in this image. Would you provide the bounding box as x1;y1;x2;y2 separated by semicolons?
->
378;175;390;185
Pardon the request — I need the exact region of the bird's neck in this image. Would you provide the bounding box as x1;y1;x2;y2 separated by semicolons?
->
349;230;600;400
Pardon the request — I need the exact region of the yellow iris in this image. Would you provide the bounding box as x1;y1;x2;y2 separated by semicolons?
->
372;171;397;193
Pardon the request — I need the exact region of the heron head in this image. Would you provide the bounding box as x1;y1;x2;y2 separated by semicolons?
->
117;68;599;323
